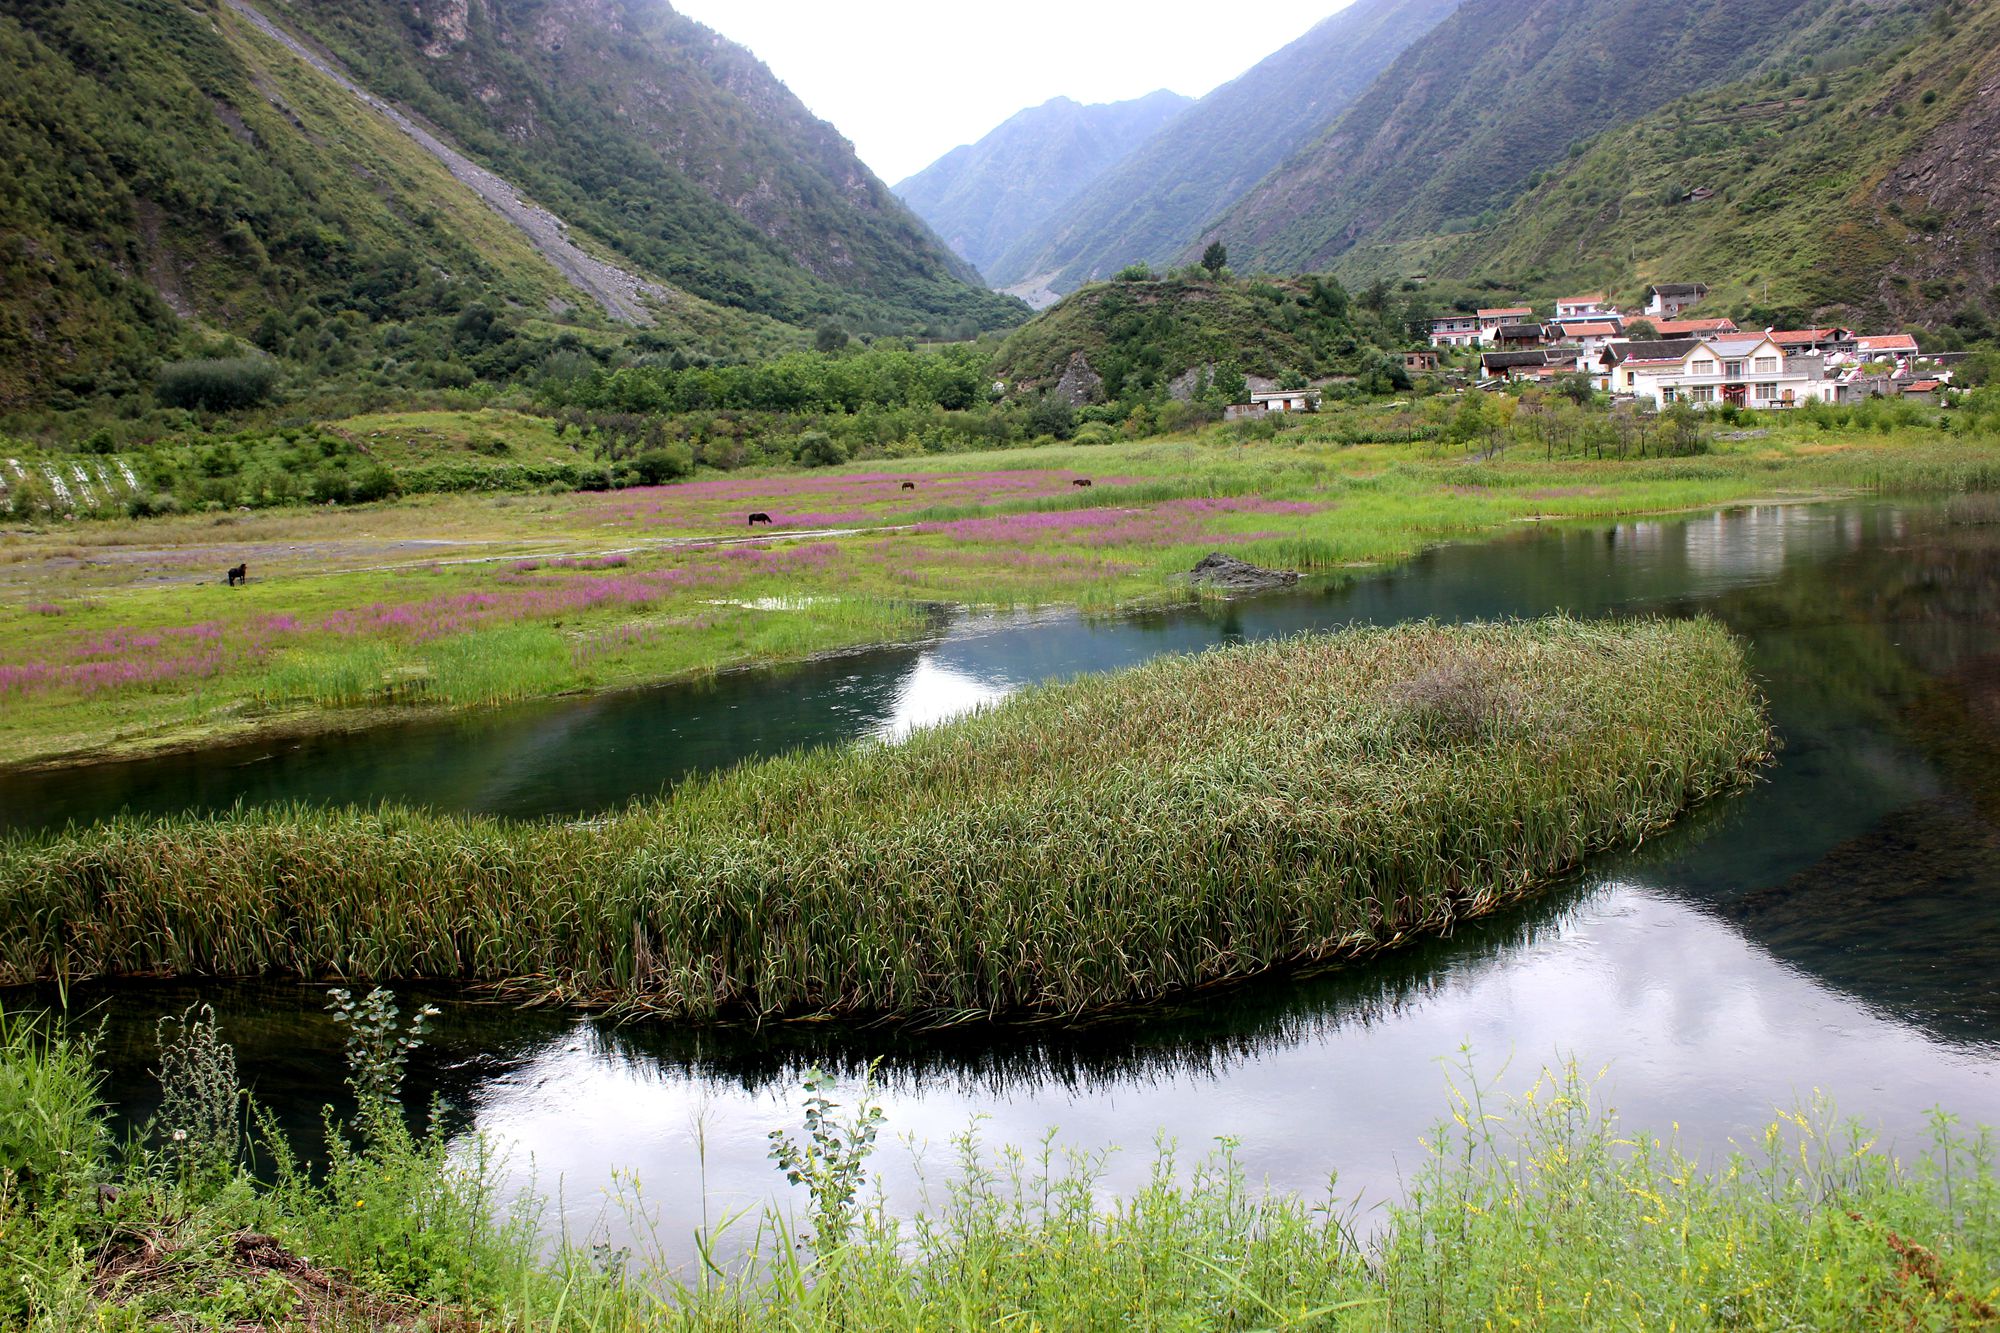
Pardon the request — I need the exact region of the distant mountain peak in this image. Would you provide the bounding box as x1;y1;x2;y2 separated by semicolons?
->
894;88;1195;282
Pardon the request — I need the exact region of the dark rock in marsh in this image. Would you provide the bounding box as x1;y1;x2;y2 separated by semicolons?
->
1186;551;1299;592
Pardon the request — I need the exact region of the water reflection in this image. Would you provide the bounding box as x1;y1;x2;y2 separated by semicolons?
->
8;498;2000;1271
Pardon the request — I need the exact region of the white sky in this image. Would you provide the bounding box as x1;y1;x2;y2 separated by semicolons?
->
669;0;1355;184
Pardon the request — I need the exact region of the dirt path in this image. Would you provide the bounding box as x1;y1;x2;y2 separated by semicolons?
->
224;0;660;324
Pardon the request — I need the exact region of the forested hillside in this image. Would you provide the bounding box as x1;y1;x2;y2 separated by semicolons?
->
894;91;1191;281
1207;0;1818;279
1427;0;1998;333
984;0;1462;299
0;0;1019;415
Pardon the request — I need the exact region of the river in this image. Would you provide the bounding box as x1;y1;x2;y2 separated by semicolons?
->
8;497;1998;1269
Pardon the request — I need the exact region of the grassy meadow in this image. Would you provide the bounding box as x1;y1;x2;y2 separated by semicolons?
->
0;616;1770;1020
1;403;1997;768
3;1006;1995;1330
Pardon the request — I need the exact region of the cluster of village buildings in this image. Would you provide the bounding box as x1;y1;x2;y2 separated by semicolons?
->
1423;284;1957;409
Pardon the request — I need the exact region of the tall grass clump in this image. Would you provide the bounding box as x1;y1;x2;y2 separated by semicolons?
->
0;617;1771;1022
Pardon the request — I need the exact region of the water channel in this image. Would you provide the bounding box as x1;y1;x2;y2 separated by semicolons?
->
7;497;1999;1267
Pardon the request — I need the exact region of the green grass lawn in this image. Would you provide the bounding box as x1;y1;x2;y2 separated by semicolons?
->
2;410;1997;767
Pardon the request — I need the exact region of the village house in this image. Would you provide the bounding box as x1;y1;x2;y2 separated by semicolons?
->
1601;339;1704;395
1554;292;1612;319
1901;378;1945;404
1769;328;1854;355
1622;335;1834;409
1476;306;1533;336
1648;316;1739;338
1553;319;1624;357
1402;349;1441;373
1224;387;1321;420
1480;348;1587;384
1854;333;1921;360
1494;322;1552;348
1428;313;1482;348
1643;283;1709;318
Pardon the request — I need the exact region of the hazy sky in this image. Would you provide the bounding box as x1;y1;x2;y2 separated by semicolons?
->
669;0;1353;184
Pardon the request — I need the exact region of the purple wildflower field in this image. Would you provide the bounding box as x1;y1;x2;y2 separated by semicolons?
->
584;469;1140;531
0;541;858;699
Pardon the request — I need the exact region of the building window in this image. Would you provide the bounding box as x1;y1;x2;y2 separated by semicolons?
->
1687;385;1715;403
1754;356;1778;373
1690;359;1714;374
1754;383;1779;401
1724;360;1744;378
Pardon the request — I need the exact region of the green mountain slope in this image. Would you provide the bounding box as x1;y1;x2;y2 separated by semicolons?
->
984;0;1462;298
893;90;1193;282
1426;0;1998;331
0;0;1018;414
992;272;1415;402
1208;0;1820;279
274;0;1020;334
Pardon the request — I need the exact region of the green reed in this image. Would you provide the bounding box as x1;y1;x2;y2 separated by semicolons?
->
0;617;1771;1022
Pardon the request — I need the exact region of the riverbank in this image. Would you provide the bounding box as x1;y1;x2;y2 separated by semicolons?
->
1;417;1994;770
0;617;1770;1021
5;1008;1993;1330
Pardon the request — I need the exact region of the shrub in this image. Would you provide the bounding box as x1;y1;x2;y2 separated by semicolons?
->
155;358;279;412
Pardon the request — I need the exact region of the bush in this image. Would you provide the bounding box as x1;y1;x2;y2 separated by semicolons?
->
795;431;849;468
631;444;694;485
155;358;279;412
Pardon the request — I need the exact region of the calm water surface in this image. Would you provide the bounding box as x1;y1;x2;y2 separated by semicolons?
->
10;499;2000;1266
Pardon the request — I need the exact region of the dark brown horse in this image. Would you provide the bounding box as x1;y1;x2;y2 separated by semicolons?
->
900;481;916;490
747;512;773;526
1072;478;1093;488
226;563;247;586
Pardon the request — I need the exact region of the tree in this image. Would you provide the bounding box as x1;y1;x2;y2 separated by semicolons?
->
1201;241;1228;276
814;323;850;354
1624;318;1658;341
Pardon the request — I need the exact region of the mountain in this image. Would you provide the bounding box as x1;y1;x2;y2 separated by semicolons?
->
893;90;1192;283
1205;0;1823;279
0;0;1021;413
1425;0;1999;332
984;0;1464;301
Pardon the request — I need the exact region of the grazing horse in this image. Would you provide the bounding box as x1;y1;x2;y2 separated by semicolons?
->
900;481;916;490
747;512;773;526
225;563;247;586
1072;478;1093;488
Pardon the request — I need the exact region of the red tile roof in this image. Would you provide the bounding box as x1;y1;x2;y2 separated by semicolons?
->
1651;317;1739;336
1857;334;1920;353
1477;306;1532;318
1564;321;1621;337
1905;379;1943;392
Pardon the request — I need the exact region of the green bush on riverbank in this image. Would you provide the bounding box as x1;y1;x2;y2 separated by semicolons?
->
0;617;1770;1021
3;1008;1994;1330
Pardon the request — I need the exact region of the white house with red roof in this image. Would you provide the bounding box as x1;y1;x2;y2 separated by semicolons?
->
1428;313;1482;348
1554;292;1612;318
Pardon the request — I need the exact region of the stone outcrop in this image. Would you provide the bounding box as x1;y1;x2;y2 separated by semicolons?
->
1186;551;1300;592
1053;352;1105;406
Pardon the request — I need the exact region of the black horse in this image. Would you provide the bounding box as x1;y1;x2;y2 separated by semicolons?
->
747;512;773;526
1072;478;1093;488
225;563;247;586
900;481;916;490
